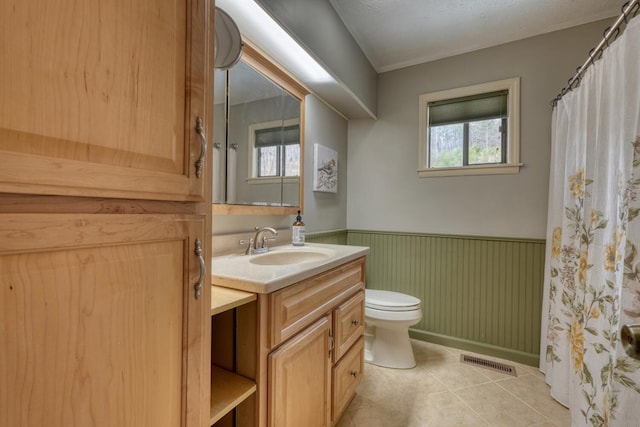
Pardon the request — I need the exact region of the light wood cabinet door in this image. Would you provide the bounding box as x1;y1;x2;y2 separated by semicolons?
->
0;213;210;427
268;315;332;427
332;292;365;363
0;0;210;201
332;337;364;423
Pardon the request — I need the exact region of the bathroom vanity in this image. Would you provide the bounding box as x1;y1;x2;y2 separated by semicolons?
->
209;244;369;427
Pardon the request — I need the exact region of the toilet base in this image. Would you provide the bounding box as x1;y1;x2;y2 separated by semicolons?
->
364;325;416;369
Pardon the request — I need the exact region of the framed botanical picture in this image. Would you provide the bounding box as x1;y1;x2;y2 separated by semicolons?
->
313;144;338;193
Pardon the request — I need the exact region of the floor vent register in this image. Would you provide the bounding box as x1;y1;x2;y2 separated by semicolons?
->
460;354;517;377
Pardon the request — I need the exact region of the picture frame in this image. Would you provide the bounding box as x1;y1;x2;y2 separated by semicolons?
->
313;144;338;193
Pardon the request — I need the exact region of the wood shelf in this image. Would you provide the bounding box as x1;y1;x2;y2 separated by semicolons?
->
210;366;257;425
211;286;256;315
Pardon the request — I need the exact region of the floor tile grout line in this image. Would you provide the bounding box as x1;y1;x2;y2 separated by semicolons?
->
450;388;494;426
493;377;557;424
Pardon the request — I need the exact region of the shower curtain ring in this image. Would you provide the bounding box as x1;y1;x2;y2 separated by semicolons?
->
569;77;579;91
622;2;630;22
603;27;611;46
594;47;604;61
611;27;621;42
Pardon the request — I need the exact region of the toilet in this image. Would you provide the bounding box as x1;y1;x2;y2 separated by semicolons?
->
364;289;422;369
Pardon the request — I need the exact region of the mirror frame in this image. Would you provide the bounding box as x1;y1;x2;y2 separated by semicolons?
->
212;43;309;216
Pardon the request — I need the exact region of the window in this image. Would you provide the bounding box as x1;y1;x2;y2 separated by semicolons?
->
418;78;521;177
249;119;300;182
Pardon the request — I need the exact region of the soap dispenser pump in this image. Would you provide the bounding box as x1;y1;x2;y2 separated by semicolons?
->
292;210;305;246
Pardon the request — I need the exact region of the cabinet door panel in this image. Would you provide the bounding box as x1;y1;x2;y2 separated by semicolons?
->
0;0;208;201
268;315;331;427
333;291;365;363
332;337;364;423
0;214;209;427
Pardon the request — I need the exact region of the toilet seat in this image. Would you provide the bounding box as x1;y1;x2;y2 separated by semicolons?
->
365;289;421;312
365;306;422;322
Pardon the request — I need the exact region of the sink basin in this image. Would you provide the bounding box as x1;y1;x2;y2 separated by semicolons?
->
212;243;370;293
250;250;330;266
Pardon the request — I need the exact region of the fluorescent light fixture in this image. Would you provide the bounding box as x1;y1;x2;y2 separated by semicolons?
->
217;0;334;84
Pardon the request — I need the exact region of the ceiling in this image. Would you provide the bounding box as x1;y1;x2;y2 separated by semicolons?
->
329;0;622;73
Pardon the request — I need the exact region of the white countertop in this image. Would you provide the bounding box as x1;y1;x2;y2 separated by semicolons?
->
211;243;370;294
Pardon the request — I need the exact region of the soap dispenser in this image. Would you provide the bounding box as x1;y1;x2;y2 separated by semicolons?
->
292;210;305;246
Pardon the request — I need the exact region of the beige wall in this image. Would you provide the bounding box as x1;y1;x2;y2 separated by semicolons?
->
346;19;610;239
301;95;349;233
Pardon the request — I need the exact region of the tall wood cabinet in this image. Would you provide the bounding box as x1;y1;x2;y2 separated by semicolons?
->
0;0;208;201
0;1;214;426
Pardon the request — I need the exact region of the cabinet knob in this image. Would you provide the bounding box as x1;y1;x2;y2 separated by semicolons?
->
349;370;358;378
351;319;360;326
195;116;207;178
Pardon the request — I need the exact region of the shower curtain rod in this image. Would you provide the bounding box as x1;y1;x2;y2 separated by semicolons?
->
551;0;640;107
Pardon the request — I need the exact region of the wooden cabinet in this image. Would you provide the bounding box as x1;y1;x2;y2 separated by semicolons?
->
210;257;366;427
0;214;209;427
333;292;365;363
332;337;364;421
0;0;214;426
263;259;366;427
268;315;332;427
210;287;257;426
0;0;209;201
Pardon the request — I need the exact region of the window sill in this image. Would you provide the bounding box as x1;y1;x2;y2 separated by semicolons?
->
246;176;299;185
417;163;522;178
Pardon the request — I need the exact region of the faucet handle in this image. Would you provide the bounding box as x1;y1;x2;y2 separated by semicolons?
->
239;238;254;255
262;235;277;248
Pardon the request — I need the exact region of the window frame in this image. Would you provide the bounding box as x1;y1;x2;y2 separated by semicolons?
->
247;118;301;185
418;77;521;177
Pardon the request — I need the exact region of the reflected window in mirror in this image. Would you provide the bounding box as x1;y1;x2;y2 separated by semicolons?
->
250;119;300;179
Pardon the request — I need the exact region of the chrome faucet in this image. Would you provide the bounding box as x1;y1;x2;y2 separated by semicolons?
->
240;226;278;255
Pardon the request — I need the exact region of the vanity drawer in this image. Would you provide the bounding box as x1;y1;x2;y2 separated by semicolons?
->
332;336;364;423
332;291;364;363
269;257;365;348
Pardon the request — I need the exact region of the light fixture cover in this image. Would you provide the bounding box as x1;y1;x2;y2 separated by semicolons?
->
214;7;243;70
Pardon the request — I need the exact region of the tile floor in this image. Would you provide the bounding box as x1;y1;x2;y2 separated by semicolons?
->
336;339;570;427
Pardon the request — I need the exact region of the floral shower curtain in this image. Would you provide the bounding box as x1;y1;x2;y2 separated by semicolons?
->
540;17;640;426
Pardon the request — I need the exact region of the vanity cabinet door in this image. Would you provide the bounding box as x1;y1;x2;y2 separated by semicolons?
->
0;213;209;427
332;337;364;423
332;291;365;363
0;0;209;201
268;315;332;427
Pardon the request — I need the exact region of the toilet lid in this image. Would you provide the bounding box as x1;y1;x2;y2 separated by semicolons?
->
365;289;421;312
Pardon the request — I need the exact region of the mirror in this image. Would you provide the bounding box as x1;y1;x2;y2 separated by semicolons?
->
213;45;306;213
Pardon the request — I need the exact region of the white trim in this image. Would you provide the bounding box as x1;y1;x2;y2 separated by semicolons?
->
417;163;523;178
418;77;520;176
